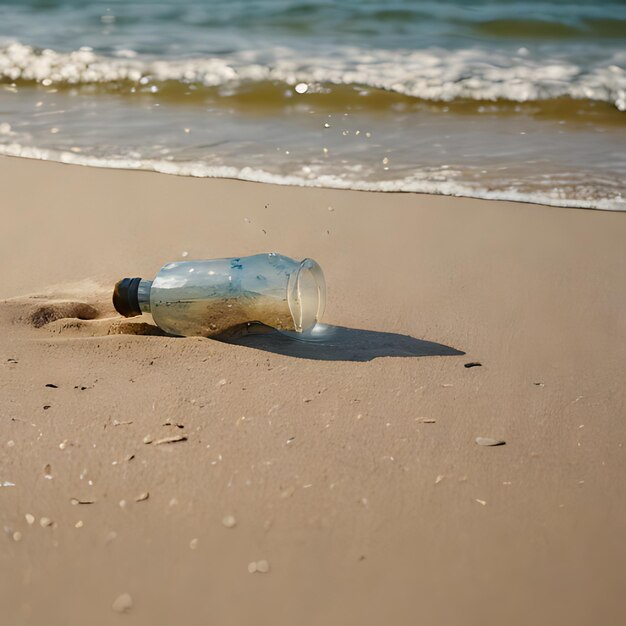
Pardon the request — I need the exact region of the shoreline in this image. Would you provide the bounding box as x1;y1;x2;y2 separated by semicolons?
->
0;148;623;213
1;155;625;626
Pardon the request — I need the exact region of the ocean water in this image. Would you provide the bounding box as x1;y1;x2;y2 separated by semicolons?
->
0;0;624;209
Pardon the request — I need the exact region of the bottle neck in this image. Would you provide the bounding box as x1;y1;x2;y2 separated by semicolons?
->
137;279;153;313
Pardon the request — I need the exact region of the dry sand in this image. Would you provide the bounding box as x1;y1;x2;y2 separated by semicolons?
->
1;155;625;626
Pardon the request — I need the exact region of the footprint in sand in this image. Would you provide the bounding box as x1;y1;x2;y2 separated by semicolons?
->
0;289;164;337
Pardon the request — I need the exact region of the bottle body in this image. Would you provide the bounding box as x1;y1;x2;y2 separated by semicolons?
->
137;253;325;337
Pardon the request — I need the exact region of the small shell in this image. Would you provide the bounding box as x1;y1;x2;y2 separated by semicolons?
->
475;437;506;446
112;593;133;613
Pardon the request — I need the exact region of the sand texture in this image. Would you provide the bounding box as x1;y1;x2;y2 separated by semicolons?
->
1;156;625;626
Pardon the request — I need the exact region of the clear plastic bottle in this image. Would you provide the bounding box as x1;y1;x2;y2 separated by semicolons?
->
113;253;325;337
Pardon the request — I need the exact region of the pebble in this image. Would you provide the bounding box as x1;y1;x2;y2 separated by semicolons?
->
221;514;237;528
135;492;149;502
25;514;35;525
142;434;153;444
475;499;487;506
112;593;133;613
13;531;22;542
475;437;506;447
39;517;53;527
6;440;15;448
189;538;198;550
59;440;68;450
435;474;445;484
248;560;270;574
280;487;295;499
75;520;84;528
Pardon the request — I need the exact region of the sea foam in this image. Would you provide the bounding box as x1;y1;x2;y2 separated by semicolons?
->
1;42;625;110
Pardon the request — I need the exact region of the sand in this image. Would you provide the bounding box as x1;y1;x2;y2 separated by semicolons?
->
1;155;625;626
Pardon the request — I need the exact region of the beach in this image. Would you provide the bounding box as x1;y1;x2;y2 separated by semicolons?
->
1;155;625;625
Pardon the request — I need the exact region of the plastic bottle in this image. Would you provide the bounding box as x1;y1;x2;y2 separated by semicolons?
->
112;253;325;337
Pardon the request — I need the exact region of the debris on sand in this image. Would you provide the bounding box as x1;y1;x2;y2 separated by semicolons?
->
44;464;53;479
45;383;58;388
464;362;482;368
222;514;237;528
112;593;133;613
113;420;133;426
135;492;149;503
475;437;506;447
416;417;436;424
153;435;188;446
70;498;95;505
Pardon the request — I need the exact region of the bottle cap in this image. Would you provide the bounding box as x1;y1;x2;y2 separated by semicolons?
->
113;277;142;317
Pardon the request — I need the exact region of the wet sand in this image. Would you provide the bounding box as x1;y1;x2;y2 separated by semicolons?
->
1;156;625;626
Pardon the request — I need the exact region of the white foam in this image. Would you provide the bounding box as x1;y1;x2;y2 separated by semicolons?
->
0;142;622;211
1;42;625;110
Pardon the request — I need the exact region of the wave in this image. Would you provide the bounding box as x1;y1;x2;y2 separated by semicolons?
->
1;142;623;211
1;42;625;110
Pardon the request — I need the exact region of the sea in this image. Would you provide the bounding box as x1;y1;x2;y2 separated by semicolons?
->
0;0;624;209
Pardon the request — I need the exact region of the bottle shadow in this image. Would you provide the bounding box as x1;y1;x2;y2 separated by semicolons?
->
222;324;465;362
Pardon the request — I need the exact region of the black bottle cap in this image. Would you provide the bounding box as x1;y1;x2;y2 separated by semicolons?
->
113;277;142;318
